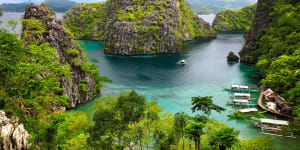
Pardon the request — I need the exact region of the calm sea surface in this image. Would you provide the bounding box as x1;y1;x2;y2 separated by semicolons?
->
1;12;298;149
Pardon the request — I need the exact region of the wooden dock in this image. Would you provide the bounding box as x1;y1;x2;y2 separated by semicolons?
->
257;87;295;119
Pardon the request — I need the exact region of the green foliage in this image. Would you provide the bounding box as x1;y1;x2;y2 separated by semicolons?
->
191;96;226;116
209;127;240;150
243;0;300;116
213;4;256;31
64;0;216;54
232;136;274;150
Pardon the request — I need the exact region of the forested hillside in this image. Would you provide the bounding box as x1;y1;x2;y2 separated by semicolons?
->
212;4;256;31
64;0;216;56
240;0;300;118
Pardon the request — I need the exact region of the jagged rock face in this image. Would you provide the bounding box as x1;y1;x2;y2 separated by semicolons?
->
212;4;256;32
64;0;216;56
239;0;276;63
227;51;239;62
22;3;97;108
0;111;30;150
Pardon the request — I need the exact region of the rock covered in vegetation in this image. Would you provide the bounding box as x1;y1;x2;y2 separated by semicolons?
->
22;3;101;108
64;0;216;56
239;0;276;63
238;0;300;114
212;4;256;31
0;110;30;150
227;51;239;62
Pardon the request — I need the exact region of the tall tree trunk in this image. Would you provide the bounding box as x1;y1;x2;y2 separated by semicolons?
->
182;138;185;150
194;139;198;150
198;139;201;150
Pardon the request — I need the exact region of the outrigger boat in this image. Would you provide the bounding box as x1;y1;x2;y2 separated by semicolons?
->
228;108;264;118
251;117;295;138
227;99;256;107
223;85;259;93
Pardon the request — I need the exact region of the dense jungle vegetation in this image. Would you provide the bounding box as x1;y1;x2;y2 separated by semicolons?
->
245;0;300;116
212;4;256;31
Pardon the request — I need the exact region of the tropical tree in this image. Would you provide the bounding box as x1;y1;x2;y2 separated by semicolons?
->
184;121;205;150
191;96;226;116
209;127;240;150
174;112;190;150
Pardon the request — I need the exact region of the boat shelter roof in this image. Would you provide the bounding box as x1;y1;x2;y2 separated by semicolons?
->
232;85;240;88
232;99;249;103
234;93;251;97
239;108;258;113
260;119;288;126
240;86;249;89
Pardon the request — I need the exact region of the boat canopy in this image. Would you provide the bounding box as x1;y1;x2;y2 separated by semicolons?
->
232;99;249;103
239;108;258;113
234;93;251;97
260;119;288;126
231;85;249;89
240;86;249;89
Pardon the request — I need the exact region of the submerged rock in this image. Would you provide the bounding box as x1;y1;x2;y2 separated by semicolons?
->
0;110;30;150
22;3;98;108
227;51;239;62
64;0;217;56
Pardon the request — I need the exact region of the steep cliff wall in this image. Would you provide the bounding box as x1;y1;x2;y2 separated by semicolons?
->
64;0;216;56
0;111;30;150
237;0;300;114
212;4;256;31
22;3;100;108
239;0;276;63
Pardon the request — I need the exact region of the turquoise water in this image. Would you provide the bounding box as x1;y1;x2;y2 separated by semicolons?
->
75;33;298;149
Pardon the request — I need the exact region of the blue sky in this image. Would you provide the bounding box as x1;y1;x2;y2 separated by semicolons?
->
0;0;106;4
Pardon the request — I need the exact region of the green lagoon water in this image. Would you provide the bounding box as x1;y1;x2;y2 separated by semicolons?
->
75;32;299;149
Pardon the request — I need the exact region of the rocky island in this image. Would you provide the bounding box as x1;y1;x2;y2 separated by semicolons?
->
212;4;256;31
64;0;216;56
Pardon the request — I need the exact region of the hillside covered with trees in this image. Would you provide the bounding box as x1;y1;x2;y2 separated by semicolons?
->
212;4;256;31
240;0;300;130
64;0;216;56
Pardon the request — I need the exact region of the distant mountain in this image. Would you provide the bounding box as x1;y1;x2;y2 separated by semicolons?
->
0;0;76;12
187;0;257;14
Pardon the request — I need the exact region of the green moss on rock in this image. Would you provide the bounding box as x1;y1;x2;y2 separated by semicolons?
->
64;0;216;56
212;4;256;31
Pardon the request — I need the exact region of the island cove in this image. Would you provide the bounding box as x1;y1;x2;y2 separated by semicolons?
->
0;0;299;149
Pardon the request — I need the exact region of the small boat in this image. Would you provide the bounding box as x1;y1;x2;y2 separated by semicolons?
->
223;85;259;93
227;108;263;118
176;59;187;65
239;108;258;113
227;99;256;106
251;117;295;138
234;93;251;100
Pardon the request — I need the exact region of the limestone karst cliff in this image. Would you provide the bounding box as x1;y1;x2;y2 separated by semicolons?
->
212;4;256;31
22;3;101;108
64;0;216;56
0;111;30;150
239;0;276;63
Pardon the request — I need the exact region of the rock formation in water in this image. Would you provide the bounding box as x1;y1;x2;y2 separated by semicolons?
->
239;0;276;63
0;110;30;150
22;3;99;108
212;4;256;31
64;0;217;56
227;51;239;62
